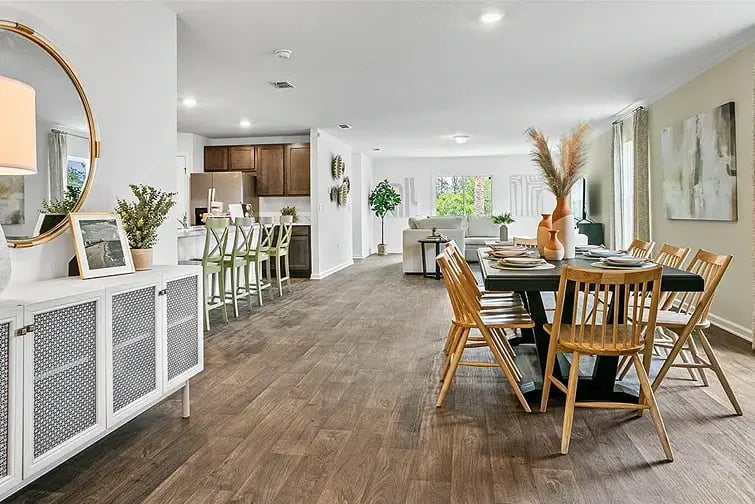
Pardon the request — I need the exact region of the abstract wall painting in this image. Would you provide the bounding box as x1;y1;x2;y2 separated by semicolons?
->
661;101;737;221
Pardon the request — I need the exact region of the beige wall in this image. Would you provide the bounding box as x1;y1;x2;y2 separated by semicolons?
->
589;42;754;335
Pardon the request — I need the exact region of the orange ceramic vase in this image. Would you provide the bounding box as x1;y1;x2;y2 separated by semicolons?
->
536;213;552;257
543;229;564;261
551;197;576;259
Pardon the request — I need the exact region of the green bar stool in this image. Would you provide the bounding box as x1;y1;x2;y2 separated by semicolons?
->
268;216;294;296
256;217;276;302
222;217;248;318
197;217;229;330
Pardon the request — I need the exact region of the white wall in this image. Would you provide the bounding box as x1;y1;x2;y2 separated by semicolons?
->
310;129;353;278
2;2;178;282
371;155;554;253
350;153;374;259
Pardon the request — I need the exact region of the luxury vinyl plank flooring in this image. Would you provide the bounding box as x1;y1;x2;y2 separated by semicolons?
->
6;255;755;504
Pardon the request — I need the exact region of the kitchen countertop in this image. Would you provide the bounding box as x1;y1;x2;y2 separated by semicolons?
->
177;222;311;239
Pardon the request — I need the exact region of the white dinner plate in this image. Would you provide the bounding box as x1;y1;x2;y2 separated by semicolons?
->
502;257;546;265
487;249;528;258
590;261;656;270
602;256;648;267
491;262;556;271
585;249;624;258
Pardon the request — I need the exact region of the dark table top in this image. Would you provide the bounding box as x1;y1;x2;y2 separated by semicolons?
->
478;249;704;292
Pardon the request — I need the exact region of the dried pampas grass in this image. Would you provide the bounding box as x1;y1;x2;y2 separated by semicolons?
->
526;123;590;198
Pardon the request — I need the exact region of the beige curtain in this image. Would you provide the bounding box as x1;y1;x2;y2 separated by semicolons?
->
633;107;650;241
610;121;623;248
48;130;67;201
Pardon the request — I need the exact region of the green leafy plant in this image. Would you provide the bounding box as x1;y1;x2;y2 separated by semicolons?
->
41;185;81;214
491;213;515;225
368;179;401;245
115;184;176;249
281;206;297;217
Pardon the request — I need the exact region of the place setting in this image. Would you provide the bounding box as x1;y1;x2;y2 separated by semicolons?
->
590;255;656;270
490;256;556;271
484;244;530;260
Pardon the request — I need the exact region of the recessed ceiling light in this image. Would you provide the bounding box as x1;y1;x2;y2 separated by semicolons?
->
480;12;503;24
372;148;381;152
337;124;352;129
181;97;196;107
452;134;470;144
274;48;293;59
239;119;251;128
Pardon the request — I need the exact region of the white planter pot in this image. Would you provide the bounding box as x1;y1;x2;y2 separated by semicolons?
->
552;214;576;259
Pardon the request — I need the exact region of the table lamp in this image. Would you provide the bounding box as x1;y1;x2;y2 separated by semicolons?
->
0;75;38;294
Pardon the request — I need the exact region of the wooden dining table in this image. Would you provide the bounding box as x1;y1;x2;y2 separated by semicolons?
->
477;248;705;403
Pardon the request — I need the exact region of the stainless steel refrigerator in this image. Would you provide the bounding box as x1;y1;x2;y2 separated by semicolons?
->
189;172;258;225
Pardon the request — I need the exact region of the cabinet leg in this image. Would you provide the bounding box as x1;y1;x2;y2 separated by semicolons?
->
182;381;191;418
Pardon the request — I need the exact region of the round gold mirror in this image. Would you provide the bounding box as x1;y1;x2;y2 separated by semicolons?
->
0;21;99;248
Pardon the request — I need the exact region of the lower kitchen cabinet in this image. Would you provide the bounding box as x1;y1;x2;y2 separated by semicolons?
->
0;265;203;499
271;225;312;278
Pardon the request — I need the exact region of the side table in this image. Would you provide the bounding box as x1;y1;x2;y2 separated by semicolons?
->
418;238;450;279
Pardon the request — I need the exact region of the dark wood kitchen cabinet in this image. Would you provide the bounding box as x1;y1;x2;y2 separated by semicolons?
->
204;146;229;171
285;144;311;196
271;225;311;278
229;145;255;172
256;145;285;196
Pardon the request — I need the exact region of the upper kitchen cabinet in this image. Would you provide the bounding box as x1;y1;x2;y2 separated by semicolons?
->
204;146;229;172
229;146;255;172
256;145;285;196
285;144;311;196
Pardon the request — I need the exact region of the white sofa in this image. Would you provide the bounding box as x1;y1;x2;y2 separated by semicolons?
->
464;215;502;262
402;216;466;273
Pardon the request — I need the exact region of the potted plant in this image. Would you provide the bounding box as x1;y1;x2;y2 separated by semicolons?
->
491;212;515;241
115;184;176;271
281;205;297;223
368;179;401;256
41;185;81;214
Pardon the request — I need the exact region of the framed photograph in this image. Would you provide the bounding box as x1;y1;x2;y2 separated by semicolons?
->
70;212;135;279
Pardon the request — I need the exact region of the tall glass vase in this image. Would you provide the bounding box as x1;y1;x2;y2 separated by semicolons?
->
552;197;576;259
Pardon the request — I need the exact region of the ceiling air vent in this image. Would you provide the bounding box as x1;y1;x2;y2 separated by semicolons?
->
269;80;295;89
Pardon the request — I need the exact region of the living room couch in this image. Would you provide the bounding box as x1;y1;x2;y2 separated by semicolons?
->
402;216;501;273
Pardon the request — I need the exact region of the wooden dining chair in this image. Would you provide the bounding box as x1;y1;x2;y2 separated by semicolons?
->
641;250;740;415
616;243;691;379
626;238;655;258
440;243;525;375
540;265;673;461
436;251;535;412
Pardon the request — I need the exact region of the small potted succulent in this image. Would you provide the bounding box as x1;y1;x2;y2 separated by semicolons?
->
491;213;515;241
281;205;297;223
368;179;401;256
115;184;176;271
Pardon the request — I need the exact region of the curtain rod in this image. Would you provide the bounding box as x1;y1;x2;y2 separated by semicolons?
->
51;128;89;141
612;106;645;125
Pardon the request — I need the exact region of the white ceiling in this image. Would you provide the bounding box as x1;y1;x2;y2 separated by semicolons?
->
172;1;755;157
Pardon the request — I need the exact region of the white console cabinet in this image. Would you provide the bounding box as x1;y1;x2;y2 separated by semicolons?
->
0;265;203;499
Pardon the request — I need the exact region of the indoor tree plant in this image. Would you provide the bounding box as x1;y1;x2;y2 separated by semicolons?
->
491;212;515;241
526;123;589;259
115;184;176;271
368;179;401;256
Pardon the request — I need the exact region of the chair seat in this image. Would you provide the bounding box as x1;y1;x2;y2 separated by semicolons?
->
480;297;523;309
222;256;246;266
638;310;710;329
248;251;270;261
480;311;534;329
267;248;289;257
544;323;645;355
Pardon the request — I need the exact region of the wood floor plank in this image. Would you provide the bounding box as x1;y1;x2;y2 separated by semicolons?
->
4;256;755;504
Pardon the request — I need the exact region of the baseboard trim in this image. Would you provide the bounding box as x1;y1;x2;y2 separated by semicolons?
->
311;259;353;280
352;252;372;260
707;313;752;342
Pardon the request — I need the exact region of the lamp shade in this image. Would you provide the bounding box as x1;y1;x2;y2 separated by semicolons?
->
0;75;37;175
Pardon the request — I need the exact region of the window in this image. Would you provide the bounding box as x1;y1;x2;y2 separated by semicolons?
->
434;175;492;216
617;140;634;248
67;155;88;194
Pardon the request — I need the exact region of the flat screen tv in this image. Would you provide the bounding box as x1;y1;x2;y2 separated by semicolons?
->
570;177;587;222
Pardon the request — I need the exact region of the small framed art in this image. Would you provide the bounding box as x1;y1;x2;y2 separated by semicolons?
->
69;212;135;279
